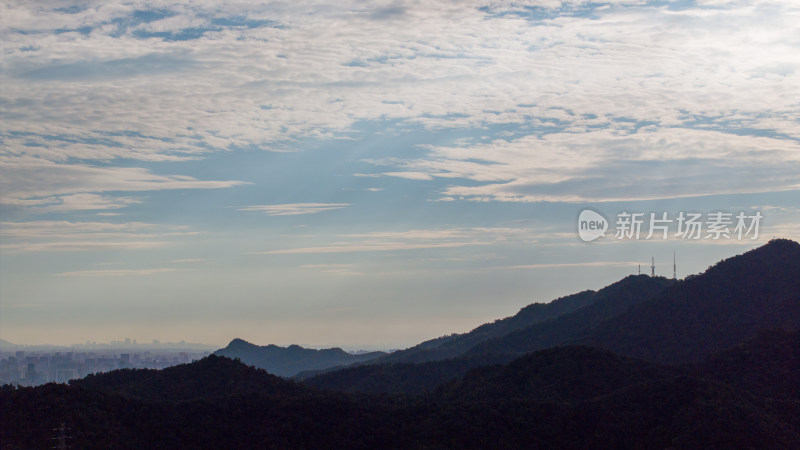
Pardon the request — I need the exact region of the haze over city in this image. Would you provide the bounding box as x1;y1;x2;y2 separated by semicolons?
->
2;0;799;348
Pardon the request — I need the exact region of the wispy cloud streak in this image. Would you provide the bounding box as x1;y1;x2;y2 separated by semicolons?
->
239;203;350;216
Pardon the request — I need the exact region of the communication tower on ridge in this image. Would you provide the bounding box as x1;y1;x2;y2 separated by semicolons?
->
673;252;677;280
650;257;655;277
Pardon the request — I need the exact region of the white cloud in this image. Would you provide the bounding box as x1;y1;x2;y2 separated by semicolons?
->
239;203;350;216
33;193;142;212
4;1;798;149
341;228;534;241
253;226;544;255
55;268;183;277
372;127;800;202
170;258;206;264
0;156;247;209
254;241;485;255
300;264;353;269
2;240;168;252
0;220;198;252
300;263;361;275
1;0;799;212
382;171;435;181
491;261;644;270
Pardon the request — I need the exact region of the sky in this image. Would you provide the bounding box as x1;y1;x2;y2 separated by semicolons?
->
1;0;799;349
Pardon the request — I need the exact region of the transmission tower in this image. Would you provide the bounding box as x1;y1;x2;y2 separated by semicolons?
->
673;252;677;280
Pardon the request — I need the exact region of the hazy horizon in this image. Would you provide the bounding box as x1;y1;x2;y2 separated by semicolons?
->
2;239;792;349
2;1;799;348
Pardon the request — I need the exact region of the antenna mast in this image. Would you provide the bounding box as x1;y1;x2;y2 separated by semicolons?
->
673;252;677;280
651;257;655;277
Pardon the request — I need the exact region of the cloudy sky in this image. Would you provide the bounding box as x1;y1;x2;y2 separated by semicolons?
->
1;0;799;348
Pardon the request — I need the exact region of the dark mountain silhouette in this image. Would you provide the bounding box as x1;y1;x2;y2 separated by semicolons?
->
467;274;675;356
694;329;800;432
2;357;408;449
579;239;800;363
302;352;516;395
426;343;800;448
294;289;598;381
212;338;386;377
71;354;306;402
437;330;800;413
375;288;599;364
697;329;800;399
303;274;674;394
435;345;679;403
561;375;799;448
304;240;800;394
5;239;800;448
5;342;800;449
424;375;799;448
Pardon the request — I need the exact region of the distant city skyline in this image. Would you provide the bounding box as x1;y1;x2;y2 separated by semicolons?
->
1;347;211;386
0;337;217;350
2;1;799;348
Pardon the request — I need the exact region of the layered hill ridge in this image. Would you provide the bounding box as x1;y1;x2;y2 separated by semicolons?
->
304;274;677;393
466;274;677;356
5;331;800;448
304;239;800;393
579;238;800;363
308;273;674;375
238;239;799;388
71;354;306;402
376;288;599;364
6;240;799;448
213;338;386;377
435;346;678;403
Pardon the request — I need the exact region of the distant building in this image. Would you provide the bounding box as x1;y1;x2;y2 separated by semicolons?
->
25;363;39;384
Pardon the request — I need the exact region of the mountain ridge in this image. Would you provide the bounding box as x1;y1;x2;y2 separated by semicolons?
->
213;338;387;377
375;288;599;364
6;239;800;448
466;274;676;356
303;274;676;393
303;239;800;393
5;331;800;448
579;238;800;363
